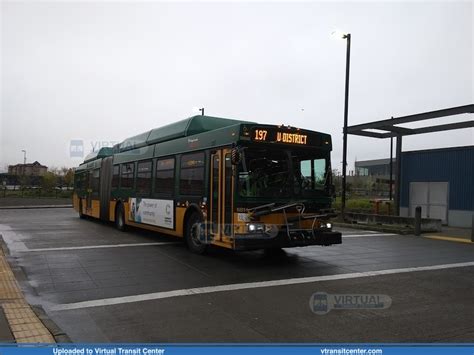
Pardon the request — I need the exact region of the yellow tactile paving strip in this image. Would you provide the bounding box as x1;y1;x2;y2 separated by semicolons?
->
0;249;55;343
424;235;473;244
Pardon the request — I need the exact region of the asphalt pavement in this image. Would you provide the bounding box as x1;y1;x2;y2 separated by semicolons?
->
0;208;473;342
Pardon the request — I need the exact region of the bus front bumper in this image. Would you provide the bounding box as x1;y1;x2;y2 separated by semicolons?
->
233;230;342;251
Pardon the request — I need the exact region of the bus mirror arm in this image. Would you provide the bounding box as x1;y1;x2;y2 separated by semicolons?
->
299;212;338;221
247;202;276;217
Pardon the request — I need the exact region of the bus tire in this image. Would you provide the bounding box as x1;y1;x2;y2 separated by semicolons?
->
185;212;207;254
78;200;85;219
115;203;126;231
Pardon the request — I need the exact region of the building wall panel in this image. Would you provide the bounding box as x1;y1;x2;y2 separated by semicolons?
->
400;146;473;211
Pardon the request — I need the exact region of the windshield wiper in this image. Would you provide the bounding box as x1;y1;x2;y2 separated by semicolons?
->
247;203;275;215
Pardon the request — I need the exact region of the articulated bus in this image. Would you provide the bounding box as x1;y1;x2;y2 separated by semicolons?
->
73;115;342;253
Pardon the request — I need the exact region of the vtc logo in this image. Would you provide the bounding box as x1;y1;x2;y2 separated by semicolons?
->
70;140;84;158
310;292;329;315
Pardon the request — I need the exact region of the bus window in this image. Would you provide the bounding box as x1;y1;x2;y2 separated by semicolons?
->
301;160;312;178
74;172;83;190
180;153;205;196
313;159;326;185
299;158;326;189
238;149;290;198
121;163;134;189
238;149;328;198
136;160;152;195
91;169;100;194
156;158;175;196
111;165;120;189
82;171;89;191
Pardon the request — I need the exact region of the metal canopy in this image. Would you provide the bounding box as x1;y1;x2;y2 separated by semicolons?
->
345;104;474;216
347;104;474;138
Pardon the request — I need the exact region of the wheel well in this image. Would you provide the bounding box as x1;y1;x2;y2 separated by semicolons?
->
114;200;123;219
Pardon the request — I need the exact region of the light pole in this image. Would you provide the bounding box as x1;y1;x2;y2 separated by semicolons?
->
199;108;205;116
332;30;351;217
389;117;393;201
21;149;26;176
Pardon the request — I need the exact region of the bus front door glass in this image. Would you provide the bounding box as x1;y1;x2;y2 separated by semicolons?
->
210;149;234;241
210;152;220;235
223;152;233;236
87;171;93;209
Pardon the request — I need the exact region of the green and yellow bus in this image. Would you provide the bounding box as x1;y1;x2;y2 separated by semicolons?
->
73;115;342;253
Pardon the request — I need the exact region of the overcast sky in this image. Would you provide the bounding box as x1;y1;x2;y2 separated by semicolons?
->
1;0;473;172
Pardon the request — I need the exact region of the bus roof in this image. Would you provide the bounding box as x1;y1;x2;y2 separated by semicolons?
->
76;115;334;168
116;115;254;153
83;147;114;163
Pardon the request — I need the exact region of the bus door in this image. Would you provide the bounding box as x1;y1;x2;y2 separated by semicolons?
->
99;157;113;221
86;171;93;211
210;149;234;241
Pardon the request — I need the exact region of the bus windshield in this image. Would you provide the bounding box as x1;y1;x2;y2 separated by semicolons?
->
238;147;330;199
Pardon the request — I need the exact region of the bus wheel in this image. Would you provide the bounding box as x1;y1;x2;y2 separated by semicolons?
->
115;203;126;231
185;212;207;254
78;200;85;219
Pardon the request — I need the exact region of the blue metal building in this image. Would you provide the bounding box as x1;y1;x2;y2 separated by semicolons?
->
400;146;474;227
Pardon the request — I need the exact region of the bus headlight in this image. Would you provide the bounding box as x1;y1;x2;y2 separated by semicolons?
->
325;222;332;229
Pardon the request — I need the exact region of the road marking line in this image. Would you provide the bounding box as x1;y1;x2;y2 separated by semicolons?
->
23;242;179;252
424;235;472;244
50;261;474;311
341;230;378;234
343;233;398;238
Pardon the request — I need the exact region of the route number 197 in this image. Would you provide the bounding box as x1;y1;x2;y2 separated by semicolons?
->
254;129;268;141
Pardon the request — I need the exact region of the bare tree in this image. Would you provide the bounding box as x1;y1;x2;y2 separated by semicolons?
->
48;166;60;176
64;168;74;188
41;172;57;192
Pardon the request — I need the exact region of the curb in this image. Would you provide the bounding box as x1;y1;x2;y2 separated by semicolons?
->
0;307;15;342
0;236;56;343
0;205;72;210
31;305;72;343
333;222;413;235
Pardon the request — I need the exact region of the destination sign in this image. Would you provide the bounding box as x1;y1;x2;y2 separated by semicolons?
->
250;127;323;146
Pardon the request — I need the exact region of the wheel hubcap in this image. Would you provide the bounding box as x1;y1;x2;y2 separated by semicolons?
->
191;223;202;246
